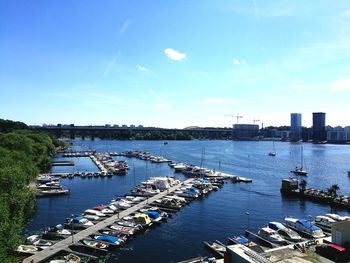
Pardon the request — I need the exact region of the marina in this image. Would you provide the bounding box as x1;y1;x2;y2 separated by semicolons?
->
24;140;350;262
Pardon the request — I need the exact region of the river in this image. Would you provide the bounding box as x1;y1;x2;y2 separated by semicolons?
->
25;140;350;262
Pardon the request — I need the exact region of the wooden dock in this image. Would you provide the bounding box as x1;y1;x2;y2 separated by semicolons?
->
22;179;194;263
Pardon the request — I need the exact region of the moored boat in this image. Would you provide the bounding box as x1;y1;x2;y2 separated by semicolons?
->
284;217;325;238
257;227;287;245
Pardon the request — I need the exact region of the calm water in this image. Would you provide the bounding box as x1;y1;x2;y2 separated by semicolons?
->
25;140;350;262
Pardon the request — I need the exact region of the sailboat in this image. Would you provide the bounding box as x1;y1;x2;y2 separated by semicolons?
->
290;146;308;176
268;141;276;156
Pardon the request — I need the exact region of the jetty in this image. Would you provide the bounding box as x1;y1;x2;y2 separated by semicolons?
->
280;178;350;210
22;178;194;263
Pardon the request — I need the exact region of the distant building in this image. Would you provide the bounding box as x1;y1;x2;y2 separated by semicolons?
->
312;112;326;142
290;113;302;141
232;124;259;139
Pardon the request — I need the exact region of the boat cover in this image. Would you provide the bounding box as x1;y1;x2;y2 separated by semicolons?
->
73;216;84;222
298;219;320;231
234;235;249;244
147;211;160;219
96;235;119;243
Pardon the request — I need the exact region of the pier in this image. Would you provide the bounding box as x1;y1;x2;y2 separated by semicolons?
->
22;178;194;263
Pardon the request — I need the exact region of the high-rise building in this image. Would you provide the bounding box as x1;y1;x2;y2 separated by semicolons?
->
290;113;302;141
312;112;326;142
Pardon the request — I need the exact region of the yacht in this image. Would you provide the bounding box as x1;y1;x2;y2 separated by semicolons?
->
257;227;287;245
84;209;106;217
284;217;325;238
314;215;336;231
325;213;350;222
65;216;94;229
268;222;302;242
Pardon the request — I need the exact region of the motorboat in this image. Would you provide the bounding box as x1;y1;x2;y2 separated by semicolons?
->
16;244;38;254
325;213;350;222
26;235;53;249
111;200;132;209
64;253;81;263
228;235;264;253
84;209;107;217
174;163;188;171
92;205;115;214
203;240;226;257
81;239;108;249
284;217;325;238
314;215;336;231
133;213;153;227
94;235;123;246
109;224;136;235
42;224;71;240
268;222;302;242
83;214;101;221
257;227;287;245
117;220;143;231
65;216;94;229
147;211;163;222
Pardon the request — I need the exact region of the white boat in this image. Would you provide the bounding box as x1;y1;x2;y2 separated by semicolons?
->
284;217;325;238
111;200;132;209
174;163;187;171
268;222;302;242
83;214;100;221
314;215;336;231
84;209;106;217
65;216;94;229
257;227;286;245
26;235;53;249
325;213;350;222
16;244;38;254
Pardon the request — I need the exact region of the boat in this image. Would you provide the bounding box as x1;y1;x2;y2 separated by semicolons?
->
25;235;53;249
290;146;308;176
284;217;325;238
42;224;71;240
109;224;136;235
147;211;163;222
133;213;153;227
325;213;350;222
65;216;94;229
81;239;109;249
64;253;81;263
203;240;226;257
268;141;276;156
314;215;336;231
92;205;115;214
16;244;38;254
232;176;252;183
257;227;287;245
37;188;70;197
94;235;123;246
117;220;143;231
228;235;264;253
268;222;302;242
84;209;107;217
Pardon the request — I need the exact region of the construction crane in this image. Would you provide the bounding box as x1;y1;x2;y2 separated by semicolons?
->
225;114;243;124
245;119;260;124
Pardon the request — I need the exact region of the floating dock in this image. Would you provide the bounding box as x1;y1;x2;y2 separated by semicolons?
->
22;178;194;263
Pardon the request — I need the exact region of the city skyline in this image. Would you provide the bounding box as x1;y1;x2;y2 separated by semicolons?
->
1;1;350;128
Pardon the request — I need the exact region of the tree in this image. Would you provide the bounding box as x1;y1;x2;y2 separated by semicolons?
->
327;184;340;198
299;179;307;192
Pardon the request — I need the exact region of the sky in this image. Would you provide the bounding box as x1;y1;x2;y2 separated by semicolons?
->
1;0;350;128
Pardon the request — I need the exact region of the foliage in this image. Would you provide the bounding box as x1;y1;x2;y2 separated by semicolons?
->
299;179;307;192
0;119;55;261
327;184;340;198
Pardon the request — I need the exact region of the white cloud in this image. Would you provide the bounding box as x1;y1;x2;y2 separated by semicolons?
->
233;59;241;65
330;77;350;91
164;48;186;61
102;55;119;78
233;58;246;65
119;19;131;38
148;89;155;93
137;65;148;72
206;97;225;104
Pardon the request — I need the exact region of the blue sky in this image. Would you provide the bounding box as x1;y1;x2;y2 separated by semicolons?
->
1;0;350;128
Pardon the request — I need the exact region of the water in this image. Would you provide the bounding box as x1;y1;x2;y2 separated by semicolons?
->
25;140;350;262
